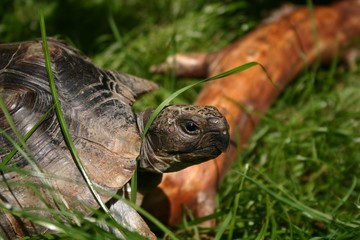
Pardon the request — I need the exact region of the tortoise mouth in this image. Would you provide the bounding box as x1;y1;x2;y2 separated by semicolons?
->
201;130;230;152
194;145;223;158
173;130;229;162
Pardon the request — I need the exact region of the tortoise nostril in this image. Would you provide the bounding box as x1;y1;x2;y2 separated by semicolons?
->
208;117;229;134
208;117;220;124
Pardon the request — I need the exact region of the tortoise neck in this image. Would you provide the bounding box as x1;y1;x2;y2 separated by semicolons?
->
136;109;153;138
136;109;170;173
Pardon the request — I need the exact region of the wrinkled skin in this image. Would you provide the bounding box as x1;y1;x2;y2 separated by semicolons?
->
138;105;229;173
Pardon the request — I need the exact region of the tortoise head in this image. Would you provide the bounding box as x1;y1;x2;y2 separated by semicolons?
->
137;105;230;173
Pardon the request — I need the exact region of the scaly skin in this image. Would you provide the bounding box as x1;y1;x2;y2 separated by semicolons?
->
144;0;360;226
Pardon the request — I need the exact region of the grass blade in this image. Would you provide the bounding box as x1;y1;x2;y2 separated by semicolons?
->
214;212;232;240
0;96;39;167
108;15;123;45
239;169;360;229
0;104;52;167
39;13;149;238
142;61;268;139
331;176;357;215
0;97;61;210
227;162;249;240
130;167;138;203
255;196;271;240
39;10;114;223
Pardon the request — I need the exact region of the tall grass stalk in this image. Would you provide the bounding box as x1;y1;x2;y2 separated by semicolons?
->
38;12;140;238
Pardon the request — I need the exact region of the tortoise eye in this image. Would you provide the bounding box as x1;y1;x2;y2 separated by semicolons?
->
184;121;199;134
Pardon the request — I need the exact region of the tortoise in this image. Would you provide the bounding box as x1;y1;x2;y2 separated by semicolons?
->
0;38;230;239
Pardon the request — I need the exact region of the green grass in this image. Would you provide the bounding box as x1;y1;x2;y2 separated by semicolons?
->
215;69;360;239
1;0;360;239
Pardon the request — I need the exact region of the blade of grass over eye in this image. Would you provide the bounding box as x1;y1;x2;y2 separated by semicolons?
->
142;61;272;140
39;12;113;220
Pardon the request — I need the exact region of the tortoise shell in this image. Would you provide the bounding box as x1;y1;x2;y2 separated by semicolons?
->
0;39;157;234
